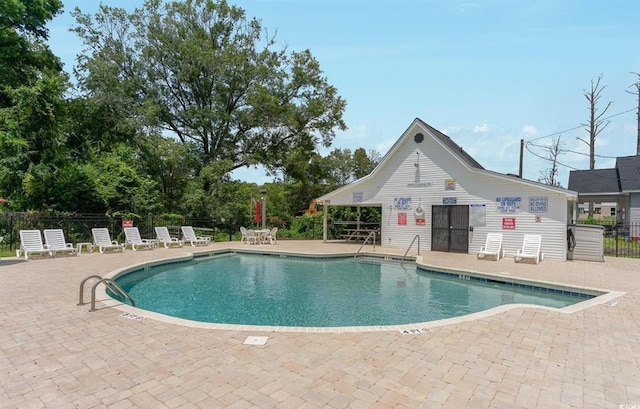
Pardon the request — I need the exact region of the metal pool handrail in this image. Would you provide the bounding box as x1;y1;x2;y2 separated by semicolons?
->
354;231;377;258
78;274;136;311
401;235;420;266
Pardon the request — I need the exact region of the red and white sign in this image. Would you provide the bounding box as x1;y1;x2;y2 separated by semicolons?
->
398;212;407;226
502;217;516;230
122;220;134;228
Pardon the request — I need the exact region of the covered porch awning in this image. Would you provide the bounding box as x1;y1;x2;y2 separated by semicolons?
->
316;200;381;243
575;192;628;203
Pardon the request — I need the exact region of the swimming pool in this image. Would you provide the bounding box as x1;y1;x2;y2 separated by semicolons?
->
113;253;593;328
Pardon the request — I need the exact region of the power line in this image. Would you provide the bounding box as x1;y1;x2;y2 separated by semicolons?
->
525;107;636;143
524;143;580;171
526;141;619;159
525;142;640;183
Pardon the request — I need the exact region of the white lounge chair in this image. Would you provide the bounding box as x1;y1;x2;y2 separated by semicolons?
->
477;232;503;260
17;230;49;259
124;227;156;251
43;229;77;257
155;226;184;248
92;228;124;253
181;226;210;246
515;234;544;264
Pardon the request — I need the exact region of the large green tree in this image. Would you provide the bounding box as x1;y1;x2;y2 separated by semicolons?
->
353;148;380;179
0;0;69;209
0;0;63;107
72;0;347;176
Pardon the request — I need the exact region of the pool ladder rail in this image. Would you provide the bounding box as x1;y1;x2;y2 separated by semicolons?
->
354;230;378;259
401;235;420;266
78;275;136;312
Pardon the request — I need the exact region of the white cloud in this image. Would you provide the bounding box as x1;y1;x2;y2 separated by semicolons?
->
449;129;521;174
454;2;483;12
473;123;490;133
341;123;369;142
375;138;396;157
322;124;370;155
522;125;538;138
623;123;636;134
595;137;610;148
441;126;464;136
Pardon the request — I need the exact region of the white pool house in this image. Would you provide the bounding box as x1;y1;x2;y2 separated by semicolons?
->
316;118;579;261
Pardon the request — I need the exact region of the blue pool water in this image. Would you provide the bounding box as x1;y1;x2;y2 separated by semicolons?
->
115;253;590;327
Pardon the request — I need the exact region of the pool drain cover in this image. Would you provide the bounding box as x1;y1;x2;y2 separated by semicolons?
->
244;336;269;345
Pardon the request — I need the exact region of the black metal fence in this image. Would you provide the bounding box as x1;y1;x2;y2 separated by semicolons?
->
4;212;635;258
0;213;240;252
601;222;640;258
0;212;331;253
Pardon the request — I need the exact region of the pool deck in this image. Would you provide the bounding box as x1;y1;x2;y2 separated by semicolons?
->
1;240;639;408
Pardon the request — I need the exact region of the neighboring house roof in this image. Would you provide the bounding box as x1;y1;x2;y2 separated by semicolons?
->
567;169;620;194
318;118;577;203
568;155;640;195
616;155;640;191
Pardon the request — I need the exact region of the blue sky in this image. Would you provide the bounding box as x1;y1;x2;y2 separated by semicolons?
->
47;0;640;187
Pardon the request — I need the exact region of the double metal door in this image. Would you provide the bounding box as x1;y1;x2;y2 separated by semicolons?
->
431;205;469;253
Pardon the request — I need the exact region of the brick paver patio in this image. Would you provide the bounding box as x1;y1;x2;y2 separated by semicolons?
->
1;240;639;408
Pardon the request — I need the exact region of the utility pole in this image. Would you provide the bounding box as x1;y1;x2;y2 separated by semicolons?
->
628;72;640;155
518;139;524;177
637;87;640;155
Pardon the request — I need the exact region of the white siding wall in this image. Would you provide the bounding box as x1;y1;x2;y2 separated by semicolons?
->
323;123;572;261
629;193;640;225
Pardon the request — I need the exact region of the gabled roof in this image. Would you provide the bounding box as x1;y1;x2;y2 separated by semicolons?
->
616;155;640;191
318;118;577;203
567;169;620;194
568;155;640;195
417;118;485;170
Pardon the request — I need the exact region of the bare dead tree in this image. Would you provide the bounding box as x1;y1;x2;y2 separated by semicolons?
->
626;72;640;155
577;74;613;217
577;74;613;170
537;136;563;187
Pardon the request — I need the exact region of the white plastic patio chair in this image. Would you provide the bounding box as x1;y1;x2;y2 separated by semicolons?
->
43;229;77;257
477;232;503;260
181;226;210;246
17;230;50;259
155;226;184;248
264;227;278;245
245;229;260;245
92;228;124;253
515;234;544;264
240;226;249;244
124;227;156;251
